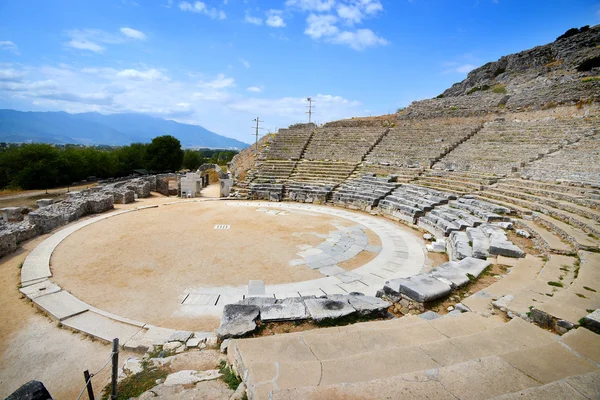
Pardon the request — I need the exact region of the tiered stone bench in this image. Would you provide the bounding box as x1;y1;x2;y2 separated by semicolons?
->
249;183;284;201
413;170;502;195
245;123;315;186
364;118;482;169
286;182;333;204
477;178;600;251
522;130;600;185
380;184;455;224
228;311;600;399
333;173;401;211
434;118;597;175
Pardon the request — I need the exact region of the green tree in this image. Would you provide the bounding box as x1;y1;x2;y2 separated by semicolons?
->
183;149;202;170
146;135;184;172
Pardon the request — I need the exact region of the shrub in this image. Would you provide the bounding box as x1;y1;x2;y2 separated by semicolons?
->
492;84;507;94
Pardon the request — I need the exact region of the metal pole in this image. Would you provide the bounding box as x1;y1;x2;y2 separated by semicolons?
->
255;117;259;154
110;338;119;400
83;370;95;400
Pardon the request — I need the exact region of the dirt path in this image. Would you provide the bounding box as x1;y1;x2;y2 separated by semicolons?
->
0;230;136;399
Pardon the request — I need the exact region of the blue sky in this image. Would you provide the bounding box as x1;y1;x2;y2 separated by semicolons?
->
0;0;597;143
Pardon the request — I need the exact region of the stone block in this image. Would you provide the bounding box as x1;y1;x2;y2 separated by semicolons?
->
217;304;260;339
36;199;54;208
6;380;53;400
347;295;390;316
489;239;525;258
260;298;309;321
419;311;442;320
384;274;452;303
582;309;600;333
304;298;356;321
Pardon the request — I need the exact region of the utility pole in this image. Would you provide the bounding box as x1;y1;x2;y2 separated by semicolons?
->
306;97;315;124
251;117;263;154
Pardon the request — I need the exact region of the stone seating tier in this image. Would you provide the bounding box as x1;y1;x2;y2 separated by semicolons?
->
229;310;600;400
364;120;482;168
521;132;600;186
333;174;402;210
433;118;598;175
302;127;386;162
263;124;316;161
286;182;334;204
289;161;358;185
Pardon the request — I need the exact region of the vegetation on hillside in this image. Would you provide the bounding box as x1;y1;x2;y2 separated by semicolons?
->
0;135;238;190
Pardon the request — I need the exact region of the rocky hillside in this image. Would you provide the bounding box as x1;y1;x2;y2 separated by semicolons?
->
229;134;274;180
400;25;600;119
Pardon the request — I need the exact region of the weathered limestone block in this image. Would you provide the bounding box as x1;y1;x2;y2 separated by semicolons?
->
260;298;308;321
1;207;24;222
384;274;452;303
127;179;151;198
36;199;54;208
489;238;525;258
346;295;391;316
6;380;53;400
466;227;490;259
304;298;356;321
0;229;17;258
449;231;473;260
27;208;65;234
217;304;260;339
10;217;40;243
85;193;114;213
582;309;600;333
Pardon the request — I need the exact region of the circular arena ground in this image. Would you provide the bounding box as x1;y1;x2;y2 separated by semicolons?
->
49;200;421;331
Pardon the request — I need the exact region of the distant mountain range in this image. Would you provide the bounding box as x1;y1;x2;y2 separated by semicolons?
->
0;109;248;149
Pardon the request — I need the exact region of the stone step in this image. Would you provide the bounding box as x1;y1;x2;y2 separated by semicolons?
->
462;255;545;314
412;180;471;195
267;315;599;399
533;212;600;251
230;315;565;399
490;186;600;223
489;254;578;319
530;251;600;327
518;219;574;254
496;182;600;210
484;188;600;234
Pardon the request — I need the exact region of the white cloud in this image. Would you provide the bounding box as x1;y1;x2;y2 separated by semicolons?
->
179;1;226;19
0;62;364;143
441;61;478;74
0;41;19;55
120;27;147;40
285;0;335;12
0;68;26;82
336;5;363;24
116;68;168;81
245;13;263;25
64;29;128;53
199;73;235;89
266;10;286;28
297;1;387;50
305;13;386;50
239;58;251;68
68;40;105;53
305;14;339;38
331;28;387;50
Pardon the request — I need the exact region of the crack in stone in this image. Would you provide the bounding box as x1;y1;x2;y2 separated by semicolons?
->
300;336;324;387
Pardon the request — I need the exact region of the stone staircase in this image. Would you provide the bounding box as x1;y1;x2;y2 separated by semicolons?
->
227;312;600;399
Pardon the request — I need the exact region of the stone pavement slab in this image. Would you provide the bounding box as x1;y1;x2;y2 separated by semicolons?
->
63;310;144;344
19;280;61;299
183;293;220;306
33;290;89;321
